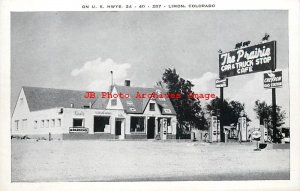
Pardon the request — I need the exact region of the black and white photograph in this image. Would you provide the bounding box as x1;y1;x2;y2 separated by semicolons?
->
1;0;300;190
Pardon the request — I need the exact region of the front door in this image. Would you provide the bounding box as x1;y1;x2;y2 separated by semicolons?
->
147;117;155;139
115;120;122;136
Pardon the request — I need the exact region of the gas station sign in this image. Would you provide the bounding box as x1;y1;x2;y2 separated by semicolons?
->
215;78;228;88
219;41;276;78
252;130;262;139
264;70;282;88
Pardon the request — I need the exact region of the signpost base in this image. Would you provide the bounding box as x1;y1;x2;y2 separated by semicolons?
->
254;140;261;151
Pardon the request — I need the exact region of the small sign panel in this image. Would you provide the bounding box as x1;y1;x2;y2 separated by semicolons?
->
69;127;89;133
264;70;282;88
252;130;262;139
215;78;228;88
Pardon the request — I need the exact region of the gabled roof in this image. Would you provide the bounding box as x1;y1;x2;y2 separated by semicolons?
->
114;85;176;115
22;86;108;111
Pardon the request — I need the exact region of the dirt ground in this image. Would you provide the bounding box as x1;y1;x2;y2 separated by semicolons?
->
11;139;289;182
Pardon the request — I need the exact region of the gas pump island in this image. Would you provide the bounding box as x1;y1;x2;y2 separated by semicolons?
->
210;38;282;143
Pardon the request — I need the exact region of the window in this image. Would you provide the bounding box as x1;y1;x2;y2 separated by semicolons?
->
130;117;145;132
167;118;172;133
167;118;171;126
126;101;133;106
83;103;91;108
164;109;172;114
45;120;49;128
51;119;55;127
111;99;117;106
19;98;24;105
73;118;84;127
149;103;155;111
57;119;61;127
94;116;110;132
34;121;38;129
14;120;19;131
58;108;63;114
22;119;27;129
129;107;136;112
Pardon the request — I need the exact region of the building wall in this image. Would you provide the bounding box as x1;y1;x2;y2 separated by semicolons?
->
11;89;66;137
62;108;126;135
106;87;124;110
11;88;177;140
11;88;31;135
12;107;66;137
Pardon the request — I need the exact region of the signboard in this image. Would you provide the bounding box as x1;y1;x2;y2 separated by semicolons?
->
252;130;262;139
74;111;84;116
69;127;89;133
219;41;276;78
95;111;111;115
215;78;228;88
264;70;282;88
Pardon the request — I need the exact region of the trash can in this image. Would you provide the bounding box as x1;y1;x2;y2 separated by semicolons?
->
191;132;195;141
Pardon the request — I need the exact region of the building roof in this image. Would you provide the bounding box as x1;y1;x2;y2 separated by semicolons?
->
114;85;177;115
22;86;108;111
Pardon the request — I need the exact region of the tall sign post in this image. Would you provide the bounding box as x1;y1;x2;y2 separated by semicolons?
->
264;70;283;142
215;78;228;142
219;82;225;142
272;44;278;142
218;40;277;142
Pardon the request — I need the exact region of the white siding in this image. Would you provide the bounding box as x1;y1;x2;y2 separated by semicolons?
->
106;87;124;110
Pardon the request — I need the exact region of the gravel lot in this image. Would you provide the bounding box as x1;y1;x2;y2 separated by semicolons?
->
11;139;289;182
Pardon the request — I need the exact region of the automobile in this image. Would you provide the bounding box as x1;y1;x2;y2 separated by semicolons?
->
281;127;290;143
282;133;290;143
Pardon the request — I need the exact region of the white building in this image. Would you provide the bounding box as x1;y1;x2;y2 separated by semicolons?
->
11;84;177;140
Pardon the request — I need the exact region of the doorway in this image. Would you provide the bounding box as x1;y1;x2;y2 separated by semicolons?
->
147;117;155;139
115;120;122;136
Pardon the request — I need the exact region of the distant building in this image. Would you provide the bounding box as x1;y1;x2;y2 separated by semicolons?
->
11;83;177;140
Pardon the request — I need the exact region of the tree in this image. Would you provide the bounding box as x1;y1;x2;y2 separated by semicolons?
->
253;100;286;143
159;68;206;131
206;98;250;126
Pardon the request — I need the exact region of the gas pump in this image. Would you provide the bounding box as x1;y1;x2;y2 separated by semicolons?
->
238;110;247;142
217;119;221;142
209;116;218;142
161;118;167;140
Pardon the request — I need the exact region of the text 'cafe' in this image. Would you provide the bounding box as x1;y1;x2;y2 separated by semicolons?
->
11;81;177;140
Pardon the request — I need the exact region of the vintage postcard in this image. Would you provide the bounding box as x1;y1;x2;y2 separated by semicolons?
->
1;0;300;190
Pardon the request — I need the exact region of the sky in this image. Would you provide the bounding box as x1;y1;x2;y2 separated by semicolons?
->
11;11;289;126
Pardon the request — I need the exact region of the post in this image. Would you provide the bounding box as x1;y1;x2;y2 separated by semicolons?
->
272;88;277;141
220;87;225;142
271;41;277;142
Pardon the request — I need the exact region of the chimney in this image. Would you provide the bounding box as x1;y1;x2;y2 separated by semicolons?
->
110;71;114;92
70;103;74;108
124;80;130;87
110;71;114;85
